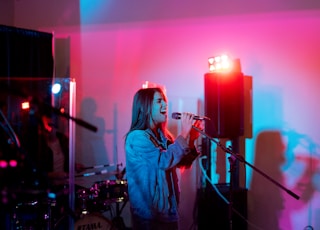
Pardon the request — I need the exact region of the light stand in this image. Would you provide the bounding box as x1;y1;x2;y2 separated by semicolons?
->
193;126;300;230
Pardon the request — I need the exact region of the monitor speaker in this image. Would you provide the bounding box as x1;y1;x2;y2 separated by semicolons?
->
197;184;247;230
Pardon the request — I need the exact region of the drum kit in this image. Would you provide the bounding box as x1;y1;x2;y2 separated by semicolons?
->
1;163;128;230
0;82;129;229
74;177;128;230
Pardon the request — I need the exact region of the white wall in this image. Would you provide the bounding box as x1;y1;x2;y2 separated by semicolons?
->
4;1;320;229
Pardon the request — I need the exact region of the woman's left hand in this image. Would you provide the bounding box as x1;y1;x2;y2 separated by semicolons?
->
189;120;204;143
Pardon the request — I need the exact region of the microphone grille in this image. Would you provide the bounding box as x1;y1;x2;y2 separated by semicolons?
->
171;112;181;119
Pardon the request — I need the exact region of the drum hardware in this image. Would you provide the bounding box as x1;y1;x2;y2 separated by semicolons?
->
111;198;128;230
76;188;94;215
44;197;58;230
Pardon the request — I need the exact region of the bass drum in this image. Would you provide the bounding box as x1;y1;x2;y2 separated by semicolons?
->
74;213;114;230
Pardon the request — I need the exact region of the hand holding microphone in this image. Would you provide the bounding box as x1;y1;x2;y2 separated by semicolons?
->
172;112;207;141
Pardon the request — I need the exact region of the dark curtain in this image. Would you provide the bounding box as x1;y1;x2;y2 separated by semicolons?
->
0;25;54;193
0;24;54;78
0;26;55;230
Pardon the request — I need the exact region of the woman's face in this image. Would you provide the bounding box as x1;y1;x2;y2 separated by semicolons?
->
150;91;167;126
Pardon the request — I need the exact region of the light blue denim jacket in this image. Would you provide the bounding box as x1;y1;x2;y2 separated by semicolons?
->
125;128;196;222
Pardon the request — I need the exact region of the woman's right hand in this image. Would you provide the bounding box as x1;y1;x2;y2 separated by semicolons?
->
180;112;195;139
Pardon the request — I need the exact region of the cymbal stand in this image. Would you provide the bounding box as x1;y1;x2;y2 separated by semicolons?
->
44;197;56;230
112;199;128;230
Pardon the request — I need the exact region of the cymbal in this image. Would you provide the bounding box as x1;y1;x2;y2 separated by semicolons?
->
46;169;122;180
75;170;120;178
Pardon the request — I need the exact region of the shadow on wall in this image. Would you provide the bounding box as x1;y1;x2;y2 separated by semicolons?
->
282;128;320;202
76;97;109;174
280;128;320;230
249;130;285;230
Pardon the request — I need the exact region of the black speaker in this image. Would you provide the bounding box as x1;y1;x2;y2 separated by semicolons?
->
204;72;244;138
197;184;247;230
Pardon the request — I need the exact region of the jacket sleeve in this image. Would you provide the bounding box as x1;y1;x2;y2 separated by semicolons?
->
176;147;201;169
126;130;191;170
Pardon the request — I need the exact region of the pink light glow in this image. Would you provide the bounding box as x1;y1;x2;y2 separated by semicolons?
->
9;160;18;167
0;160;8;168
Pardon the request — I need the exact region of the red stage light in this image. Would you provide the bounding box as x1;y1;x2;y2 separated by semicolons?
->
208;54;233;73
21;101;30;110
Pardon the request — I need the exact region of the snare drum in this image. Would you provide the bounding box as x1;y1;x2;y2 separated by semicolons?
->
74;213;113;230
91;179;128;203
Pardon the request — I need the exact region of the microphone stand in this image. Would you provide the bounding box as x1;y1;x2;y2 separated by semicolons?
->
45;105;98;132
192;126;300;230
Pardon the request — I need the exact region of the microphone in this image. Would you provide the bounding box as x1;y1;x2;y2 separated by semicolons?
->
171;112;210;121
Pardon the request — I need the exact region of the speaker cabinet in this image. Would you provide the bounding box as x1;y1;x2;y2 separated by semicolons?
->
197;184;247;230
204;72;244;138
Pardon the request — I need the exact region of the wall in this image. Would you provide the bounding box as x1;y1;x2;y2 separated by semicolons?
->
0;0;14;25
2;1;320;229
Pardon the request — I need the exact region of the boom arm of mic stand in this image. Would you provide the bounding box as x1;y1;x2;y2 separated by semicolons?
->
192;126;300;200
48;106;98;132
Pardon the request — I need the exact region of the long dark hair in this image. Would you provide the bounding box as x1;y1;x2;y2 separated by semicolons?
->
125;87;174;141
